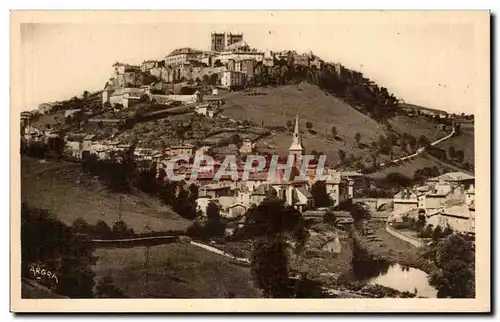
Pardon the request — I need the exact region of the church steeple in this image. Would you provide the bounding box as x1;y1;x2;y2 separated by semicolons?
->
289;115;304;161
293;115;301;144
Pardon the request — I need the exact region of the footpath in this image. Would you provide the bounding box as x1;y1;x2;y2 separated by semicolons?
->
380;128;456;167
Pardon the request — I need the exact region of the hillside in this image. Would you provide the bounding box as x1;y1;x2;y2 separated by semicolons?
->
21;157;190;233
219;82;474;174
389;115;445;142
221;82;386;163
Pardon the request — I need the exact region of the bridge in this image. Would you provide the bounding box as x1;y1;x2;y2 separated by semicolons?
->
353;198;393;212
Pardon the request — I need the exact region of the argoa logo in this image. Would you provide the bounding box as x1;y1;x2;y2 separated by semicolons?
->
29;264;59;284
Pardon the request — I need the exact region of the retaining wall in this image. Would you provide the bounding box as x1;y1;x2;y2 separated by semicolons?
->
385;225;424;247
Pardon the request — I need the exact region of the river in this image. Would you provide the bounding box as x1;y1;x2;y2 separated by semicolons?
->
367;263;437;298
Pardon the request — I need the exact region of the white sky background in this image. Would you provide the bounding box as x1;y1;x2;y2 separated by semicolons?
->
19;17;480;114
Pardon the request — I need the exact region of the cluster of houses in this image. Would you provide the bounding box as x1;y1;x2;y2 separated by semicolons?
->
100;82;225;115
390;171;475;235
23;105;357;219
62;132;197;164
22;125;60;144
103;31;324;97
189;116;356;218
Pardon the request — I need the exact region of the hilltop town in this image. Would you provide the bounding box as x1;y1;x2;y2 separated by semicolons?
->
20;31;476;299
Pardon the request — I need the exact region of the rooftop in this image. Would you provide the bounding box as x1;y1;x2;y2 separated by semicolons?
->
167;47;202;57
440;203;472;219
428;171;475;182
111;87;146;97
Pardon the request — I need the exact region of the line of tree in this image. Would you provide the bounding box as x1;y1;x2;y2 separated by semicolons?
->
80;151;199;221
21;204;92;297
22;203;130;298
423;234;475;298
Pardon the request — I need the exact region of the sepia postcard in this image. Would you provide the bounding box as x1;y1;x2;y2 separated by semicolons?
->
10;10;491;313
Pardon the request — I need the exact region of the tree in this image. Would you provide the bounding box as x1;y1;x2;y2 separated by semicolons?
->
323;211;336;226
416;213;426;232
448;146;456;159
432;225;443;241
355;132;361;145
380;172;412;189
136;167;159;194
251;238;290;298
112;220;134;238
331;126;337;137
202;74;209;84
205;201;225;238
142;74;159;86
173;185;197;220
418;135;431;148
139;94;150;103
442;225;454;237
245;199;307;297
179;86;196;95
209;73;219;86
93;220;112;239
286;120;293;132
306;121;313;130
310;181;331;208
419;224;434;238
72;217;92;236
338;149;346;163
21;204;97;298
408;135;417;148
428;234;475;298
455;150;465;163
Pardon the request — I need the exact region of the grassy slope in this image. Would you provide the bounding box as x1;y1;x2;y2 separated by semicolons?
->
94;243;261;298
31;110;66;129
221;82;386;163
370;122;475;179
389;115;445;142
436;122;475;165
366;155;445;180
21;157;190;233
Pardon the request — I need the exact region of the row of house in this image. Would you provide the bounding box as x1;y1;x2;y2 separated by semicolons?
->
107;31;325;93
64;132;198;163
102;83;225;111
22;125;60;144
391;171;475;234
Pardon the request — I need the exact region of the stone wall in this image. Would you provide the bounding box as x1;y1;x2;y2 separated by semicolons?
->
385;225;424;247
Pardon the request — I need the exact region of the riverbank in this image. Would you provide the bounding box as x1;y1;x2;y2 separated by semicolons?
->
351;221;432;274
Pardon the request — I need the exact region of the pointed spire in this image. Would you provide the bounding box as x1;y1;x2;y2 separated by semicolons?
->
289;114;304;154
294;115;300;140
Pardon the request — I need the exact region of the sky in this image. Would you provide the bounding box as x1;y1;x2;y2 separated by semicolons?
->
17;13;485;114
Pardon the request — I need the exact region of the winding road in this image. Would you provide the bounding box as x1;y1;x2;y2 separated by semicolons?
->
379;127;456;167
